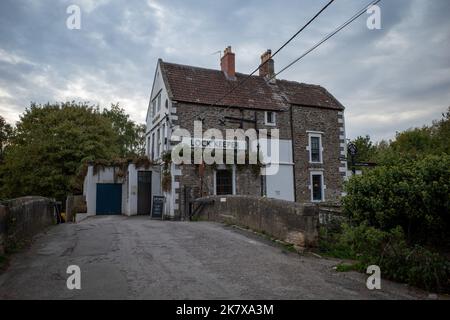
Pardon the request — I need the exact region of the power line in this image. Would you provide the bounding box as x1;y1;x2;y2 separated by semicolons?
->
267;0;382;82
211;0;336;109
174;0;382;127
180;0;336;125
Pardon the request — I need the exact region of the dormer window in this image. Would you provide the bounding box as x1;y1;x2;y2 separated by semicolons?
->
265;111;276;126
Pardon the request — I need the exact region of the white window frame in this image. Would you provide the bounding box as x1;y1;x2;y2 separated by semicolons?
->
147;136;151;157
309;170;326;202
152;100;157;118
156;127;161;158
307;132;323;164
162;123;166;150
264;111;276;126
151;132;155;161
213;165;236;196
157;94;161;112
151;91;162;118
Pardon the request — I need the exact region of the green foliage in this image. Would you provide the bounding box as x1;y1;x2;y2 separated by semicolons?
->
338;109;450;292
343;154;450;246
390;127;433;158
320;223;450;292
102;103;146;157
0;115;14;161
335;263;362;272
433;107;450;154
161;151;172;192
0;102;131;200
376;107;450;165
347;107;450;167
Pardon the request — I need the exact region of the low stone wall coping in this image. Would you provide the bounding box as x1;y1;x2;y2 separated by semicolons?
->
0;197;56;254
194;195;319;248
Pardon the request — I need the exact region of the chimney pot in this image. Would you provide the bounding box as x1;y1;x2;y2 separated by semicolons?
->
220;46;236;79
259;49;275;82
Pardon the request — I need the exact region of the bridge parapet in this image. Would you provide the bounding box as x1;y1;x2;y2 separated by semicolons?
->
192;195;319;248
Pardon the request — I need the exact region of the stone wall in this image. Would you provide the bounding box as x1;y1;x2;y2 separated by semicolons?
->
171;101;345;217
0;197;56;253
0;205;7;255
318;202;346;231
173;102;292;139
194;195;319;248
176;164;262;220
291;105;346;202
172;102;291;218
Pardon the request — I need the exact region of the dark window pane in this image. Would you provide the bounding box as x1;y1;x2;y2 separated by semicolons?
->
216;170;233;195
266;112;274;124
312;174;322;201
138;171;152;183
311;136;321;162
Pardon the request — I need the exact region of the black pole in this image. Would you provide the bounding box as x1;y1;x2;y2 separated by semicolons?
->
351;154;356;175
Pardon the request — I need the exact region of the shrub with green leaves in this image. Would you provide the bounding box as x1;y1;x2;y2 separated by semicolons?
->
320;223;450;292
343;154;450;247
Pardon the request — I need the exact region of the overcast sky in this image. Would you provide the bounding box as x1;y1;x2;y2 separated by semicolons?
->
0;0;449;141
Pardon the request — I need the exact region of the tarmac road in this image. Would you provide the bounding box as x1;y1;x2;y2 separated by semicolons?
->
0;215;427;299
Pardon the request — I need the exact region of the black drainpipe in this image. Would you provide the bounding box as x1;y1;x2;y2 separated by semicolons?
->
289;106;297;202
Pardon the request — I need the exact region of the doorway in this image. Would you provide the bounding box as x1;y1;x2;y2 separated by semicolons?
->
96;183;122;215
137;171;152;215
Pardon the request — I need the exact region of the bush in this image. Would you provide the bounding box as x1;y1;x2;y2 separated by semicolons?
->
320;223;450;292
343;154;450;247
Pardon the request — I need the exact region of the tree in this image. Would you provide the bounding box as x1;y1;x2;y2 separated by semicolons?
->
391;127;433;158
0;102;121;200
432;106;450;154
134;123;147;156
372;107;450;165
0;115;13;161
102;103;146;157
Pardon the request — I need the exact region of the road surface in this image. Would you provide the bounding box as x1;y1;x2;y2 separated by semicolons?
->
0;216;426;299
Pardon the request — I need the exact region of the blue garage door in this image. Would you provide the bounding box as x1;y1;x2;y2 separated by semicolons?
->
96;183;122;215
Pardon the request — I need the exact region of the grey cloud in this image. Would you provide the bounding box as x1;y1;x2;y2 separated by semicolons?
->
0;0;449;142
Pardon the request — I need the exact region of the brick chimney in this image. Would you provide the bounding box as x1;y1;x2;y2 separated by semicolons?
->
220;46;236;79
259;49;275;82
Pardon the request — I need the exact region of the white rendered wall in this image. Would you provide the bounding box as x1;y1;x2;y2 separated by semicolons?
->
146;61;172;159
84;165;162;216
266;165;295;201
260;139;295;202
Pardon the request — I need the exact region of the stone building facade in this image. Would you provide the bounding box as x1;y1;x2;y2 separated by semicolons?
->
146;47;347;219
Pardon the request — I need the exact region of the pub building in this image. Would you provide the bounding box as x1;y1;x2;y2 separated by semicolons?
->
145;46;347;219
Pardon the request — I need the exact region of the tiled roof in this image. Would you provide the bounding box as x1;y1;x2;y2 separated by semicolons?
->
160;60;344;111
276;79;344;110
